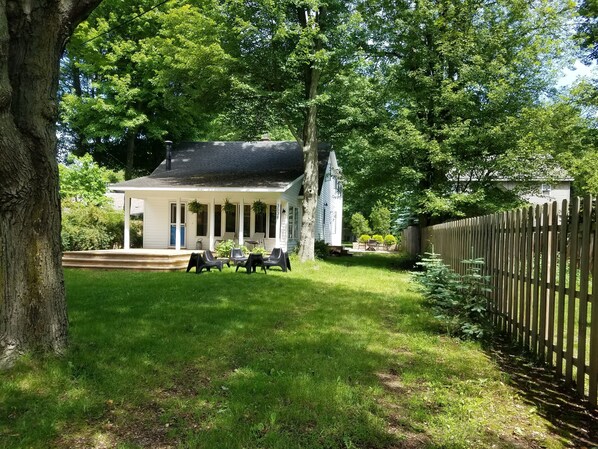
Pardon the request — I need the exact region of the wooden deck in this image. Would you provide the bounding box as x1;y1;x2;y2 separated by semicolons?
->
62;249;197;271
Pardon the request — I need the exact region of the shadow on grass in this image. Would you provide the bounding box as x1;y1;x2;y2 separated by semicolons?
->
0;266;575;448
486;336;598;447
324;251;419;271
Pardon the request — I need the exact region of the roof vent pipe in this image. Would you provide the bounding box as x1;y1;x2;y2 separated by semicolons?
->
165;140;173;171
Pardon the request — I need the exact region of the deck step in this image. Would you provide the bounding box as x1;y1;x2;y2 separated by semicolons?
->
62;250;197;271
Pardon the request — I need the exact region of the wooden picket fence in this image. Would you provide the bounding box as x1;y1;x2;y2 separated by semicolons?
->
421;196;598;408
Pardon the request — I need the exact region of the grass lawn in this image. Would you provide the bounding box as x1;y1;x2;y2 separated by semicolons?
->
0;253;573;448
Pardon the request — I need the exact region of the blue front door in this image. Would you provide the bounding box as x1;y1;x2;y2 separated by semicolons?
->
169;202;186;247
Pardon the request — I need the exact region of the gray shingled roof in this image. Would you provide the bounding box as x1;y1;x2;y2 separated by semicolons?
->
111;141;331;191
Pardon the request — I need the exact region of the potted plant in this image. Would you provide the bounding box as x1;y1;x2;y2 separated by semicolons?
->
223;198;236;214
252;199;267;215
188;200;206;214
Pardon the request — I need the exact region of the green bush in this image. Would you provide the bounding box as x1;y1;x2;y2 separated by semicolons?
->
61;204;131;251
414;251;492;340
350;213;371;238
314;240;329;259
372;234;384;244
215;240;248;258
383;234;397;249
358;234;371;243
370;203;391;235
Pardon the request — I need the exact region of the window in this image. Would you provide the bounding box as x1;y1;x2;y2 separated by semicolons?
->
541;184;551;196
196;204;208;236
288;207;299;240
268;205;277;238
255;209;266;233
225;205;236;233
243;205;251;237
214;205;222;237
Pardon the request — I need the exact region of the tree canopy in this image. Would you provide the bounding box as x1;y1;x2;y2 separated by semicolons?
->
60;0;232;178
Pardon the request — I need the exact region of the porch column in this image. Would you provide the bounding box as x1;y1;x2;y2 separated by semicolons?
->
175;198;181;251
209;199;215;250
239;199;244;246
124;193;131;249
275;199;282;248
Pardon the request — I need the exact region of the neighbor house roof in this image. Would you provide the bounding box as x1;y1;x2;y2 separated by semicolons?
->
110;141;331;193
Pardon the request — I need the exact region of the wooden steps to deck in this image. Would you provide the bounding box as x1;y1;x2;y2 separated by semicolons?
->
62;250;196;271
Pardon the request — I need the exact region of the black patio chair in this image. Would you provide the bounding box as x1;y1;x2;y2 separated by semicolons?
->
186;252;220;274
229;247;248;266
262;248;291;273
203;249;228;270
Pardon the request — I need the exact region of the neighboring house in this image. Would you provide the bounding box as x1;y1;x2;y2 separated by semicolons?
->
107;192;144;216
109;140;343;251
500;179;572;207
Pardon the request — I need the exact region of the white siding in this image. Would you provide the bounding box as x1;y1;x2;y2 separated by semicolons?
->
143;197;170;249
315;151;343;246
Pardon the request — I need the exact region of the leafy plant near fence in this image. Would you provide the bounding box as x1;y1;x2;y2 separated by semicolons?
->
414;251;492;340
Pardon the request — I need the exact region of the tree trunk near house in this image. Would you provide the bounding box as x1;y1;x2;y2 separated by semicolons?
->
297;7;323;262
124;128;137;180
0;0;102;369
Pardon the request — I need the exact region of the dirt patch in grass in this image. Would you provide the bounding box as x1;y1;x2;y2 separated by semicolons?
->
487;336;598;447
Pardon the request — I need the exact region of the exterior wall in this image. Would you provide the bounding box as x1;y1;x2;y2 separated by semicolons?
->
501;181;571;209
143;196;171;249
315;151;343;246
281;177;304;252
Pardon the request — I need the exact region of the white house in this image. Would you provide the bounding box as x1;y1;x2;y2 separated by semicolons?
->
109;140;343;251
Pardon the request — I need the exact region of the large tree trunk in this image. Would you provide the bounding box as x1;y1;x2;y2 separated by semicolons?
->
298;66;320;262
297;7;323;262
0;0;102;368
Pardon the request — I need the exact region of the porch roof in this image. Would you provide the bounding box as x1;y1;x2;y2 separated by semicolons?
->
110;141;330;193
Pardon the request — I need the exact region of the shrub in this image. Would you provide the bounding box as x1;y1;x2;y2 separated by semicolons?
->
350;213;370;238
370;203;391;235
215;240;248;258
314;240;329;259
358;234;371;243
61;203;127;250
383;234;397;249
372;234;384;244
414;251;492;340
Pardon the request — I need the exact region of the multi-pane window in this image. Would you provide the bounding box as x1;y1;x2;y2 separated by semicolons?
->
268;205;277;238
225;205;236;233
196;204;208;236
255;209;266;233
288;206;300;240
243;205;251;238
214;205;222;237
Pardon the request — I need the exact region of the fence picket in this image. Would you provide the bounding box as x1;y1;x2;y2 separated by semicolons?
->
566;197;580;384
556;199;569;377
589;198;598;406
546;202;558;366
576;196;592;395
538;203;550;359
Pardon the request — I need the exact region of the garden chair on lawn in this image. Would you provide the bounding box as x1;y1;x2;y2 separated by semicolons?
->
229;247;248;266
186;252;221;274
262;248;291;273
204;249;229;270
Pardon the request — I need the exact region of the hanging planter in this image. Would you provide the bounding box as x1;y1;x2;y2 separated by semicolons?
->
252;199;267;215
223;199;236;214
188;200;206;214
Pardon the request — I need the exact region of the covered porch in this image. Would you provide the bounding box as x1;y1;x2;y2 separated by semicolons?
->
120;190;302;253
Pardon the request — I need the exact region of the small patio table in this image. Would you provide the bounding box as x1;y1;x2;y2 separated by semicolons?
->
235;253;264;274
